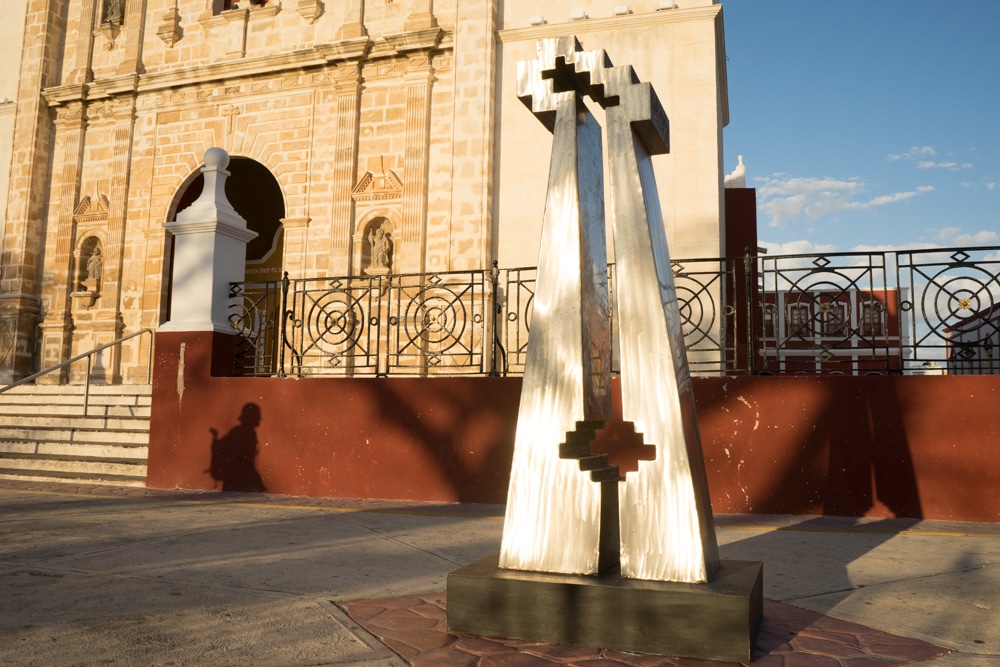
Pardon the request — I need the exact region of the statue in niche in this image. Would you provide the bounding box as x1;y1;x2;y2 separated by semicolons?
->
73;246;103;310
365;222;393;275
104;0;124;24
86;248;103;283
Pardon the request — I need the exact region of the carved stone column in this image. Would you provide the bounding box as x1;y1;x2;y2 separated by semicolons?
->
0;0;70;382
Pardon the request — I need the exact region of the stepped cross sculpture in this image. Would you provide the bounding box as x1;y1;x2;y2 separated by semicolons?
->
448;37;762;662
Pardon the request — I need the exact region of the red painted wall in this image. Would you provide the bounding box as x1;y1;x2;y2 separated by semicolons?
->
148;331;1000;521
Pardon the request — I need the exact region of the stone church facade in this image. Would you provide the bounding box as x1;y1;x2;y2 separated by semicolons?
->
0;0;728;384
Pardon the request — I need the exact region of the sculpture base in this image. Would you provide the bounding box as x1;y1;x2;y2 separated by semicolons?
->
447;555;763;663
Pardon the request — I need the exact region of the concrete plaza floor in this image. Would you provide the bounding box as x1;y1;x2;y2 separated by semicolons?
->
0;479;998;666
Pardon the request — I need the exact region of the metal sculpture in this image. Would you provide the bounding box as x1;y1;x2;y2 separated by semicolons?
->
499;36;719;583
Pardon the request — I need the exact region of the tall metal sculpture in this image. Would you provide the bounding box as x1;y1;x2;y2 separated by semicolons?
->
449;37;761;662
498;36;719;584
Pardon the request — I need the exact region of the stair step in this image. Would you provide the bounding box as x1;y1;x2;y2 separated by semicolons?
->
0;469;146;487
0;441;147;459
0;427;148;445
0;452;147;477
0;414;149;430
0;404;151;417
0;383;151;487
0;384;151;396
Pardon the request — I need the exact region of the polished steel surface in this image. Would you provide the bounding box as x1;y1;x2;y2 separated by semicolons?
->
499;38;613;575
500;37;719;583
601;65;719;583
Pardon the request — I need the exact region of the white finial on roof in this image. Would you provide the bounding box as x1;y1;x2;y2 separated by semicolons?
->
724;154;746;189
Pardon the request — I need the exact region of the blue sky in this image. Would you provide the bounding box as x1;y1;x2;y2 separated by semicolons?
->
721;0;1000;255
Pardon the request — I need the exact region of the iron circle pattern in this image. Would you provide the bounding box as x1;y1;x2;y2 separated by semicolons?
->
304;288;365;352
920;266;1000;342
783;275;856;342
403;284;468;348
672;279;714;347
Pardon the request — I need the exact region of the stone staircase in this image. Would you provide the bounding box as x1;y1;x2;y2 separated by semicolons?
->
0;384;151;487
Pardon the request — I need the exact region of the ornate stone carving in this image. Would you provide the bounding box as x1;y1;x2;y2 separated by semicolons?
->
296;0;323;24
157;0;183;47
351;165;403;203
95;0;125;50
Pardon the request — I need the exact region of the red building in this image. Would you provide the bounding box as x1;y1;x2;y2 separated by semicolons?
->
756;288;909;375
946;303;1000;375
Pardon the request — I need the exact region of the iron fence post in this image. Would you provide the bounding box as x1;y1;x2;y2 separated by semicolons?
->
278;272;289;377
744;247;755;375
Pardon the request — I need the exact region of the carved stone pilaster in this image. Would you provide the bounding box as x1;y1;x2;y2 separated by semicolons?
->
37;101;88;377
280;217;310;279
116;0;147;73
68;0;99;84
328;65;363;275
399;62;435;273
336;0;365;40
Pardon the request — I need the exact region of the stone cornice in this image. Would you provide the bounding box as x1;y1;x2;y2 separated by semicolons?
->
41;29;455;108
496;5;721;43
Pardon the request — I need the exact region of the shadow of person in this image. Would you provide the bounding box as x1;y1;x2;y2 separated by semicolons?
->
207;403;266;493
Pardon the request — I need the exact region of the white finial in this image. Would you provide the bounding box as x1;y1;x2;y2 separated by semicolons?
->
724;154;746;189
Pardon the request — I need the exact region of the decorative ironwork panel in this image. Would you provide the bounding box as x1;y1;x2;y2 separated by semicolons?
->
229;280;282;376
757;252;894;375
384;270;489;375
500;266;537;375
897;246;1000;375
282;276;381;376
670;257;743;375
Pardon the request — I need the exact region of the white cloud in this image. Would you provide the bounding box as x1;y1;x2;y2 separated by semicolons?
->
755;174;933;228
887;146;936;161
758;239;838;255
932;227;999;246
893;149;973;171
918;160;973;170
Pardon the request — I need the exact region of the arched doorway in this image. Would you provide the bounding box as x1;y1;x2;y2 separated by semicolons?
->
165;157;286;374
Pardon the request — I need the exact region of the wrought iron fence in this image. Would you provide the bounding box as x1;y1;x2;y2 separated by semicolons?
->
228;244;1000;377
757;245;1000;375
231;269;490;377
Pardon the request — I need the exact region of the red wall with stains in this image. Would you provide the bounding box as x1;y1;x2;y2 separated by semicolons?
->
148;332;1000;521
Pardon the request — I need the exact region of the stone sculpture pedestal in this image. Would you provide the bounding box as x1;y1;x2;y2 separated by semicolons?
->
448;556;762;663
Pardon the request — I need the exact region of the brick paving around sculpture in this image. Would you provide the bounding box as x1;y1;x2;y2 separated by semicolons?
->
340;593;951;667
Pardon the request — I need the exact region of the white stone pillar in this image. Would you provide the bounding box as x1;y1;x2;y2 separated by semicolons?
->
160;148;257;333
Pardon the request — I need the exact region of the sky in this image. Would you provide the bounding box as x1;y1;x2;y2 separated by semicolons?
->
720;0;1000;256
